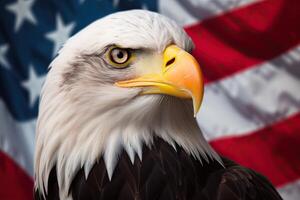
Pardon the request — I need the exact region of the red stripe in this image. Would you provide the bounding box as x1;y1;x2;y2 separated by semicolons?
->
185;0;300;83
210;113;300;187
0;151;33;200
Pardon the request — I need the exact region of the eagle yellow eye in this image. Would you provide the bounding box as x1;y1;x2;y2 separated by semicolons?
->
109;47;131;66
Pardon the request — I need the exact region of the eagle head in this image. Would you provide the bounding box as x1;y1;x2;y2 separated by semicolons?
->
35;10;220;198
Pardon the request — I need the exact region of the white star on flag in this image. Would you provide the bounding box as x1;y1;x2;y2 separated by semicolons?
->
0;44;10;69
46;15;75;57
6;0;37;32
21;65;45;107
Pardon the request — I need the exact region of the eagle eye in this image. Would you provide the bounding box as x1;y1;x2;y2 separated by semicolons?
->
107;47;131;68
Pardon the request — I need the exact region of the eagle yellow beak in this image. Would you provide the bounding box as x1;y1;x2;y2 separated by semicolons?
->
115;45;204;116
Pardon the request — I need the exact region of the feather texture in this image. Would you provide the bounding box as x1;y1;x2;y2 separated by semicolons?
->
35;138;282;200
34;10;196;197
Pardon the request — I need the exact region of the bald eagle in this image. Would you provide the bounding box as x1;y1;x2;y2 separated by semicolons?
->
34;10;282;200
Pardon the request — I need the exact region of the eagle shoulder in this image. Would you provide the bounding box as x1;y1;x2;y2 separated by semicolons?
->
205;158;283;200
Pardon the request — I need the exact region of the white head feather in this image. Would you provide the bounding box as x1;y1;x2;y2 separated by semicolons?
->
34;10;221;199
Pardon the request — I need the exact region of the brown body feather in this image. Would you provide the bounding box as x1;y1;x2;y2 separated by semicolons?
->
35;138;282;200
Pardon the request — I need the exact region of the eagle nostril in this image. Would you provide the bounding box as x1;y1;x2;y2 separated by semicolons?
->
165;57;175;67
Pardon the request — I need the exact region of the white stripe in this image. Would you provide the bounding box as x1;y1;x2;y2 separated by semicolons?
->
278;179;300;200
197;46;300;141
158;0;259;26
0;99;35;176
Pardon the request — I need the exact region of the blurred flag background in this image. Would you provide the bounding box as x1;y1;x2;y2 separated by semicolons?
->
1;0;300;199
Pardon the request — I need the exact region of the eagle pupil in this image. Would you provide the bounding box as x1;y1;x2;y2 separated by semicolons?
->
117;51;124;59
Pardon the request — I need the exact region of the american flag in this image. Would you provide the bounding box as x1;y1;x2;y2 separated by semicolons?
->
0;0;299;199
